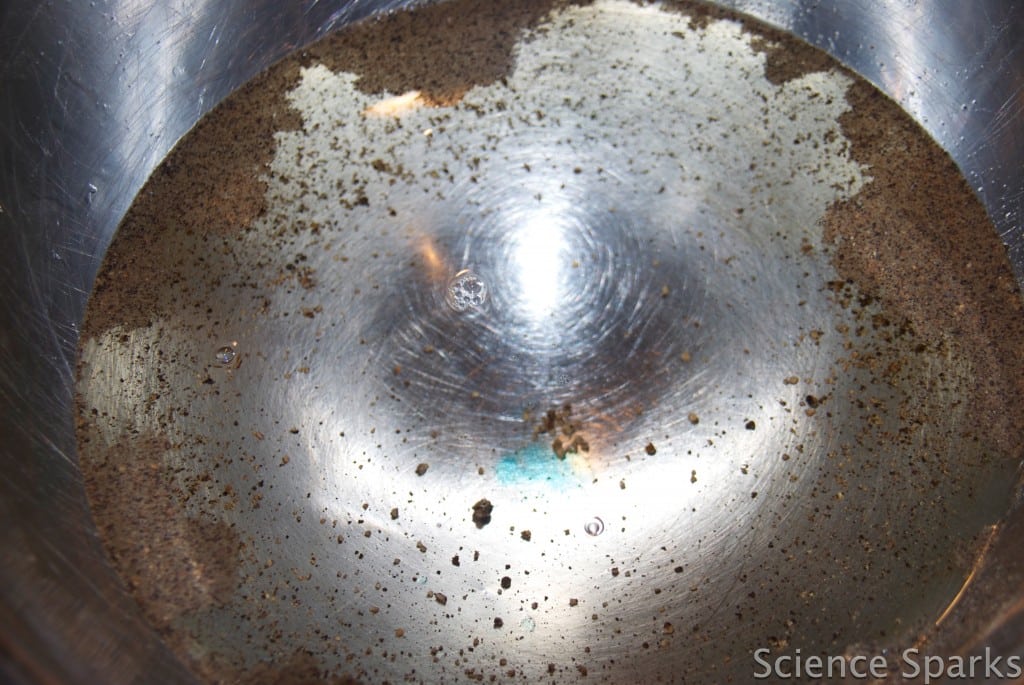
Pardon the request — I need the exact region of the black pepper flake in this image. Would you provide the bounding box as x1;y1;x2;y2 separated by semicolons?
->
535;403;589;459
645;442;657;455
415;463;429;476
493;617;504;629
500;576;511;589
472;499;493;528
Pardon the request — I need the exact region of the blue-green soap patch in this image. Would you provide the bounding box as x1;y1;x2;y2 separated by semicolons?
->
496;442;578;489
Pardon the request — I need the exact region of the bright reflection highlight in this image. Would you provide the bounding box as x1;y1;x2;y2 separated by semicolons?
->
363;90;425;117
511;217;569;319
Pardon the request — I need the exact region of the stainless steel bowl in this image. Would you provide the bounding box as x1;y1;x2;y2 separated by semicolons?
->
2;1;1023;683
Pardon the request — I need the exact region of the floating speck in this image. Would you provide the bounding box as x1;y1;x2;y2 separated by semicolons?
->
584;516;605;536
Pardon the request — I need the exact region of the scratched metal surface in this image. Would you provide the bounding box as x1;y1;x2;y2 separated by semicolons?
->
1;1;1023;684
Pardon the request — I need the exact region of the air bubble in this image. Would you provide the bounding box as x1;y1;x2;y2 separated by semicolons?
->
584;516;605;536
214;345;236;366
445;269;488;312
520;617;536;632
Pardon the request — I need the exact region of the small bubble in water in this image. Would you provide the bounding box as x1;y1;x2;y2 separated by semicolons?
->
214;345;236;366
445;269;487;312
584;517;605;536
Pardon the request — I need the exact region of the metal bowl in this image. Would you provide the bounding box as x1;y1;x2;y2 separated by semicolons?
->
2;1;1023;683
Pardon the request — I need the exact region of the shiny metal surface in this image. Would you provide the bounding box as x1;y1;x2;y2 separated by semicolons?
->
2;1;1023;684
